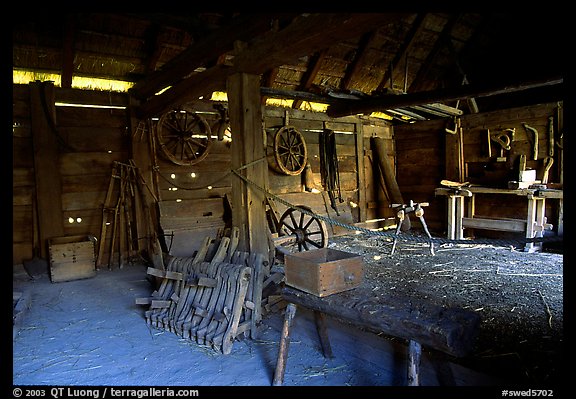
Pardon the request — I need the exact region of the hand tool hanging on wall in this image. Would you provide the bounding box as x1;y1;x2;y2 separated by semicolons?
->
547;116;554;157
319;128;342;215
541;156;554;184
522;123;539;160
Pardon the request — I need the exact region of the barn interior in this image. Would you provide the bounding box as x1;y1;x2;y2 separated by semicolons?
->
12;12;564;391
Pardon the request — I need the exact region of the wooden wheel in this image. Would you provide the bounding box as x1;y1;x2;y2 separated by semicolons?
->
277;205;328;252
156;110;212;166
273;125;307;175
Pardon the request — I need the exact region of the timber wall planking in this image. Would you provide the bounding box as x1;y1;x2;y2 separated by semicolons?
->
394;102;562;237
13;82;392;265
12;84;130;265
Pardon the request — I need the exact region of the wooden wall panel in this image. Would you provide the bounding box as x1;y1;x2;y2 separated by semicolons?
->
13;81;395;264
12;84;130;265
394;102;562;236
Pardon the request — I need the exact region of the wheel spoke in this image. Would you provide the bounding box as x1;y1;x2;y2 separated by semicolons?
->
290;153;303;169
188;137;208;149
185;141;199;159
165;138;180;151
304;237;322;248
164;118;180;133
298;211;305;229
303;217;315;230
289;211;298;229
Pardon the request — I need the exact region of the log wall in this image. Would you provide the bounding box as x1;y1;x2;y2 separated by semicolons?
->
12;84;130;265
13;83;392;264
394;102;563;237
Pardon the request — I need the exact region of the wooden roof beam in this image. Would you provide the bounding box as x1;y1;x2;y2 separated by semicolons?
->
61;15;77;89
376;13;427;92
130;14;286;100
340;30;378;91
136;13;406;118
326;75;564;118
408;14;462;93
293;49;328;109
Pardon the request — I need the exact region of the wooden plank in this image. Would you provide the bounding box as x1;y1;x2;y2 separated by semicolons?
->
159;198;225;219
56;106;128;128
462;217;526;232
59;152;126;176
56;87;129;107
59;126;127;153
13;168;35;187
221;266;252;354
30;81;65;259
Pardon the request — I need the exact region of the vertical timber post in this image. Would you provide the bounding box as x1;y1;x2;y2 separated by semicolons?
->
227;73;269;256
29;81;65;259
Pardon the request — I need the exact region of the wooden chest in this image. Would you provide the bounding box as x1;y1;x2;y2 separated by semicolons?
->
48;235;96;283
285;248;363;297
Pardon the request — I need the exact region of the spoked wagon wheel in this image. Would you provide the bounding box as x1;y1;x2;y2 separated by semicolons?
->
156;110;212;166
277;205;328;252
273;125;308;176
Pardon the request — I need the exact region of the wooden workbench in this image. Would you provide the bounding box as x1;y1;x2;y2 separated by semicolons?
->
272;285;480;386
434;186;563;252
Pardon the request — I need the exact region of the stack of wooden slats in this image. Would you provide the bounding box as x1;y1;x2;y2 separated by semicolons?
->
137;228;267;354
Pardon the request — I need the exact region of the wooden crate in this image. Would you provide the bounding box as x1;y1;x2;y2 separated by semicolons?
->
285;248;363;297
48;235;96;283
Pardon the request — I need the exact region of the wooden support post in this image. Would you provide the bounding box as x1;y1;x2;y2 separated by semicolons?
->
354;121;367;223
272;303;297;386
447;195;464;240
407;339;422;386
227;73;269;256
314;311;334;359
525;197;546;253
29;81;65;259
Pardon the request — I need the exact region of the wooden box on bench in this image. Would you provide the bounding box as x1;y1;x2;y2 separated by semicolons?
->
48;235;96;283
285;248;363;297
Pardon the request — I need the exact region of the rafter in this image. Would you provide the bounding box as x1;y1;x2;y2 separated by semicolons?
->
340;30;378;91
376;13;427;92
130;14;284;100
293;49;328;109
136;13;406;118
408;14;462;93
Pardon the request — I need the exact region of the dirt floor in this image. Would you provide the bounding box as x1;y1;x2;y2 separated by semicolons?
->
11;230;563;390
324;231;564;385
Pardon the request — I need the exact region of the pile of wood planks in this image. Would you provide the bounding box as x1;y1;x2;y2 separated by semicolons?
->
137;228;268;354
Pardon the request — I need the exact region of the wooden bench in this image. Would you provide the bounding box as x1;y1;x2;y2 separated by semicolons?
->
435;186;563;252
272;285;480;386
